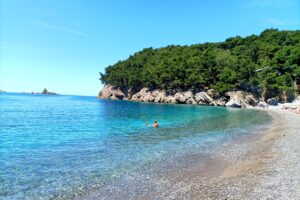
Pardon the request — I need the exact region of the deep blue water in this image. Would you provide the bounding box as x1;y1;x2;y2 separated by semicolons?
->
0;93;271;199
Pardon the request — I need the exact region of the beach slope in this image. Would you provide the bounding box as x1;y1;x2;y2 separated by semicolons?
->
78;109;300;199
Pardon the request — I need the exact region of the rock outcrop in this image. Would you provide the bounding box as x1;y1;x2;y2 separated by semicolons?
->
97;84;298;108
267;98;279;106
97;84;126;100
173;91;195;104
214;97;227;106
194;92;214;105
225;91;258;108
130;88;166;103
98;84;229;106
129;88;219;105
36;88;57;95
257;101;269;108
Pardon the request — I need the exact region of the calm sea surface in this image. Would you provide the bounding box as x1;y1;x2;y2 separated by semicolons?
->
0;93;271;199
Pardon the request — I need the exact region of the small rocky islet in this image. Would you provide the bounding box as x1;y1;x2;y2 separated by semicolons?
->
24;88;58;95
40;88;57;95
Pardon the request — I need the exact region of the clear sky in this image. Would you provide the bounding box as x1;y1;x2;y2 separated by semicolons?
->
0;0;299;96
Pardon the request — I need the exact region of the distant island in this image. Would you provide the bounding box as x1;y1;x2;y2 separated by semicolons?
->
98;29;300;108
0;89;6;93
21;88;58;95
40;88;57;95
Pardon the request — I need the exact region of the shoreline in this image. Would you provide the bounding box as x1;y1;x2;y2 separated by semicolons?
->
217;108;300;199
181;108;300;199
78;108;299;199
77;109;300;199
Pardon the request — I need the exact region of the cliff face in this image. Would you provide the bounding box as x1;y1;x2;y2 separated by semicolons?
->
97;84;270;108
97;84;126;100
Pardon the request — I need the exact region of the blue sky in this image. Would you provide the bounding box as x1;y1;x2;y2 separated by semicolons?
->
0;0;299;95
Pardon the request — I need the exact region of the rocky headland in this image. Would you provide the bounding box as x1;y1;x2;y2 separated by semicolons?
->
97;84;300;110
98;30;300;111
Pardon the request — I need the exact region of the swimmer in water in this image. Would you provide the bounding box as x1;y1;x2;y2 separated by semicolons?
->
145;121;159;128
152;121;159;128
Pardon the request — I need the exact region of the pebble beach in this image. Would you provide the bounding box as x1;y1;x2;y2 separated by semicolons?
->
79;108;300;200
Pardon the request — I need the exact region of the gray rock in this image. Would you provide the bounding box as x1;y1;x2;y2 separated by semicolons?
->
267;98;279;106
214;97;227;106
245;95;258;106
154;90;167;103
110;95;120;100
194;92;214;104
97;84;126;100
257;101;269;108
225;91;243;108
142;92;156;102
225;91;258;108
130;88;149;101
131;89;203;104
131;88;170;103
98;85;268;109
206;89;219;99
174;91;194;103
165;95;177;104
186;97;197;104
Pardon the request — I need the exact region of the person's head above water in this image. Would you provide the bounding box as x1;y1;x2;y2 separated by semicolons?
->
153;121;159;128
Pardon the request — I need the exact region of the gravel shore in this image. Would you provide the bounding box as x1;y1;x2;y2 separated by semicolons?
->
80;109;300;200
250;109;300;199
188;108;300;199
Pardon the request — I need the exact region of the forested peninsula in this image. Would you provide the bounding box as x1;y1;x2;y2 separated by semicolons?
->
98;29;300;107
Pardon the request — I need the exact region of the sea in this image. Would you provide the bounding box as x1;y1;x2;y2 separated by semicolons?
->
0;93;272;199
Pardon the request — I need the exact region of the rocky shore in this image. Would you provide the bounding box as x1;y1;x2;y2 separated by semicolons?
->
97;84;299;109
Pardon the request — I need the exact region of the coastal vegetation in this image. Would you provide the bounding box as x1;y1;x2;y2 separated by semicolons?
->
100;29;300;100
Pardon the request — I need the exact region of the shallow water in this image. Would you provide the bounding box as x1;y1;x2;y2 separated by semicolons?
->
0;93;271;199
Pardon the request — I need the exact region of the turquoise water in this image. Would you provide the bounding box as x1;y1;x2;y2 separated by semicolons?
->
0;93;271;199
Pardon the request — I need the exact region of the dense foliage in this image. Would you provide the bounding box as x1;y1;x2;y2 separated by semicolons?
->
100;29;300;98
